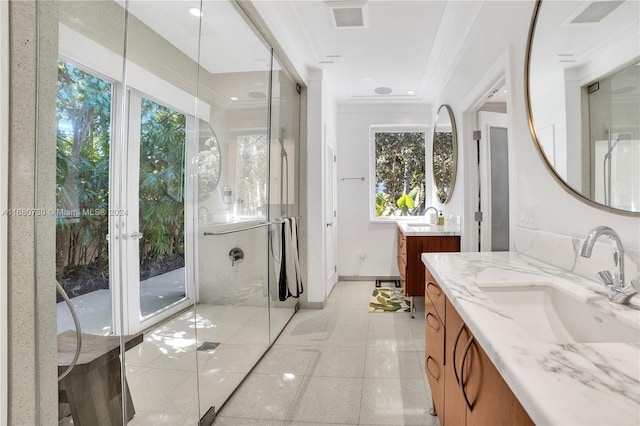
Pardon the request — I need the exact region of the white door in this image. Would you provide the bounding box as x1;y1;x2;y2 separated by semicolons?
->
116;91;195;334
477;111;509;252
325;144;337;296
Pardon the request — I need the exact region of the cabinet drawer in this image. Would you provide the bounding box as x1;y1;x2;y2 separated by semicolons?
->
425;268;444;322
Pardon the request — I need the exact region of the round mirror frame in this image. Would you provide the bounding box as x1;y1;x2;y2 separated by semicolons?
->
524;0;639;217
432;104;458;204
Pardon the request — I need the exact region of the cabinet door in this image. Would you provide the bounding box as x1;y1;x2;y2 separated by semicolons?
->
405;236;460;297
424;308;445;421
463;340;534;426
444;298;469;426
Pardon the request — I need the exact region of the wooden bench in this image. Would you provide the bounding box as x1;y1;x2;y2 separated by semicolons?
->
58;331;144;426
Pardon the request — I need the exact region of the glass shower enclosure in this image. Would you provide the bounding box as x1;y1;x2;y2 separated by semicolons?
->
37;1;302;424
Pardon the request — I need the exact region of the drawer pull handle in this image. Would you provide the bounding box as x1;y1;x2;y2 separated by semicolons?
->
452;323;467;384
426;282;442;297
425;312;440;331
426;355;440;382
459;336;476;411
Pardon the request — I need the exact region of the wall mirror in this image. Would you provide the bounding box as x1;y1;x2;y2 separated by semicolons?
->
432;104;458;203
526;0;640;214
196;120;222;202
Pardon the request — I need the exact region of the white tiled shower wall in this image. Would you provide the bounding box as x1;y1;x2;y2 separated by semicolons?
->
197;224;272;306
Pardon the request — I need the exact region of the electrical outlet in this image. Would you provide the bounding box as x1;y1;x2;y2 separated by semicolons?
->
518;207;537;230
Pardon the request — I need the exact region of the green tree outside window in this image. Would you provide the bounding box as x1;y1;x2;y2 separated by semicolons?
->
375;131;426;217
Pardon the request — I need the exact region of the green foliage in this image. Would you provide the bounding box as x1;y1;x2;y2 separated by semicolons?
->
55;61;187;292
375;132;425;216
138;98;186;270
433;131;454;202
56;61;111;277
236;134;268;215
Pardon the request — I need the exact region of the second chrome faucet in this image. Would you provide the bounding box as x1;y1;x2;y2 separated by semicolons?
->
580;225;639;304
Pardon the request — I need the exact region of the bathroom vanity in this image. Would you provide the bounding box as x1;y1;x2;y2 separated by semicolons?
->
422;251;640;426
396;222;460;297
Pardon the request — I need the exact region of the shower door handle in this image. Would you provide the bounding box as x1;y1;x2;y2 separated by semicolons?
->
326;222;333;227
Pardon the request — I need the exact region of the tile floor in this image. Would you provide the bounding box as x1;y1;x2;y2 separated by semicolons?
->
214;281;438;426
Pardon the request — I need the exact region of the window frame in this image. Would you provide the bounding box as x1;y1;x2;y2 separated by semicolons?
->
369;124;429;223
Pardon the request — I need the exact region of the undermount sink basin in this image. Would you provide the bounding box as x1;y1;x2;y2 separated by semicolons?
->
406;222;436;227
477;282;640;344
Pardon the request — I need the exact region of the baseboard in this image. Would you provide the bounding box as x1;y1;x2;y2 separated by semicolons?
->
299;300;326;309
339;275;401;281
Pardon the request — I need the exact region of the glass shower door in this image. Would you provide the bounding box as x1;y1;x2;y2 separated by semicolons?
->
589;61;640;210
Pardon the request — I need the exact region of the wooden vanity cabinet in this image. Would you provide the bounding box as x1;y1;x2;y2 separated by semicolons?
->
397;227;460;297
424;273;445;419
425;267;534;426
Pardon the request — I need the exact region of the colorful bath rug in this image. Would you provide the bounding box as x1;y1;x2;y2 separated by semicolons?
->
369;287;411;312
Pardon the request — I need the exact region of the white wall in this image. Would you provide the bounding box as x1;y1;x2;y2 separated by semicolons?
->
305;70;339;305
433;1;639;255
337;104;431;278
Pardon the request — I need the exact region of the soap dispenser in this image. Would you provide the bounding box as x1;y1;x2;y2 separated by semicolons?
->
437;210;445;226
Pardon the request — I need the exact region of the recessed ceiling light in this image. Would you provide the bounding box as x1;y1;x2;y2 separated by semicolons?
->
407;90;415;95
230;96;238;101
189;8;203;17
248;92;266;99
374;87;392;95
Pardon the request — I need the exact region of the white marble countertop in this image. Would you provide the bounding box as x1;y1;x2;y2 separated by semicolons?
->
421;251;640;426
397;221;461;236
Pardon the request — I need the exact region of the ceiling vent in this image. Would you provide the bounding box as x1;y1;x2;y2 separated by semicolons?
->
567;1;624;24
326;1;368;28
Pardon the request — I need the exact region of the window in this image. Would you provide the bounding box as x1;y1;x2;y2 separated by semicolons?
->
235;134;268;217
56;60;112;300
371;126;427;220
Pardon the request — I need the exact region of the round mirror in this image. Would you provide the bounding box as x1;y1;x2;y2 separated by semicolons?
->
195;120;221;202
526;0;640;214
432;104;458;203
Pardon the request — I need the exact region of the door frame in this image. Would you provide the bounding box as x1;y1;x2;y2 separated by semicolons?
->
116;90;197;335
325;143;338;296
460;48;517;252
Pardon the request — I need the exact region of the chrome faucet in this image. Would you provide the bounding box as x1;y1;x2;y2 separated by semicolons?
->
580;226;638;304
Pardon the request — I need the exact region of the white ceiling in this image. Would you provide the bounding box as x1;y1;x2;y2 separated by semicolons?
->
284;0;449;101
124;0;487;105
122;1;639;106
253;0;484;104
